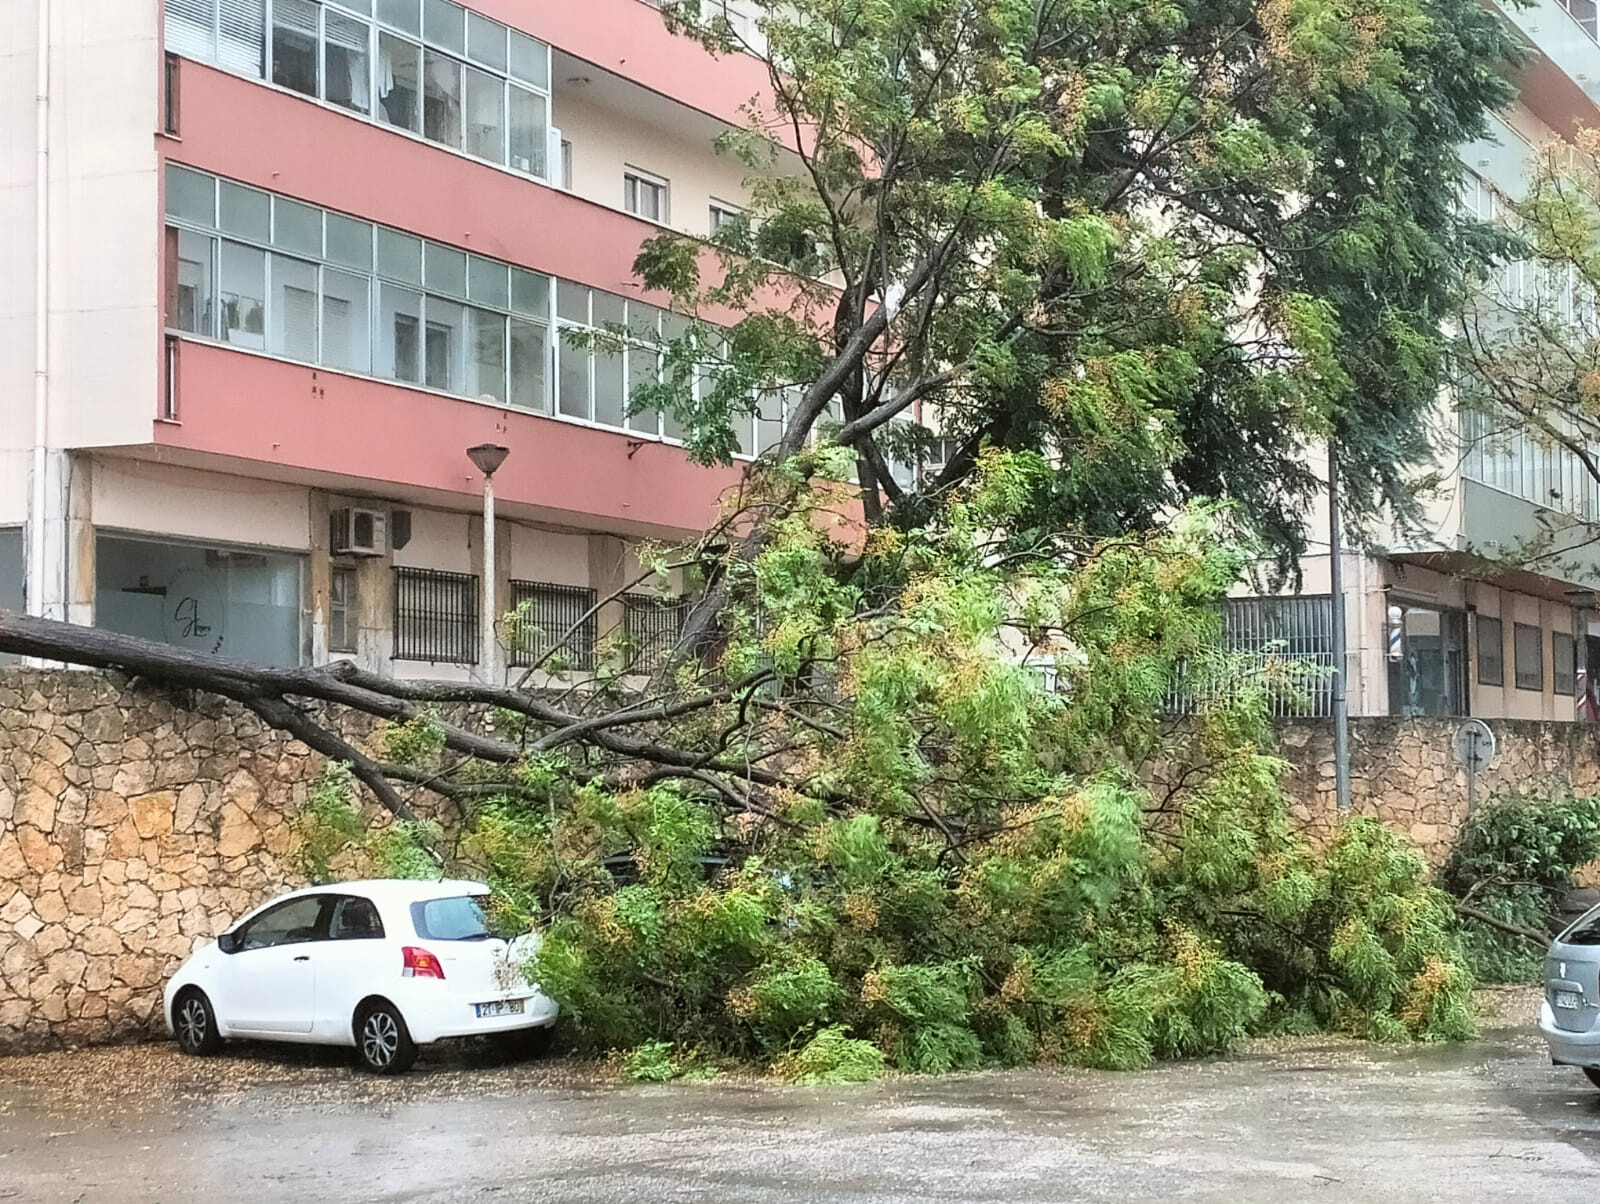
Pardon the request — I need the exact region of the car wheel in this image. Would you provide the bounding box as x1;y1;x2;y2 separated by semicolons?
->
496;1024;554;1063
355;1001;417;1075
1582;1067;1600;1091
173;989;223;1057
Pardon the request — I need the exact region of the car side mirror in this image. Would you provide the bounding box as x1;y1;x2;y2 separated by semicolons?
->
217;931;240;954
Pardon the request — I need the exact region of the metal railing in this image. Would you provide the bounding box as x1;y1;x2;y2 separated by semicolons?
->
1168;595;1336;718
392;567;478;664
623;593;691;673
508;580;597;670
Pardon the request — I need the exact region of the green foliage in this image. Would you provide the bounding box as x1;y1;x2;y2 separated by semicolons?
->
623;1041;719;1083
640;0;1518;570
292;763;364;884
1441;792;1600;983
380;714;447;767
776;1026;888;1085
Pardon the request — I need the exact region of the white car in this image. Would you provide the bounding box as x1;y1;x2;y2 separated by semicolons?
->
163;878;558;1074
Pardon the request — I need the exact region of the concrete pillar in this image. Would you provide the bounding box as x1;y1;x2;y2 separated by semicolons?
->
588;533;628;665
307;491;331;666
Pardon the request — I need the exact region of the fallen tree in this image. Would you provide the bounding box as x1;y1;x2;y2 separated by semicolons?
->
0;458;1479;1076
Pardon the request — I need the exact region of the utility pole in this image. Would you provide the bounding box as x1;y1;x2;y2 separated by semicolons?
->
466;443;510;684
1327;447;1351;813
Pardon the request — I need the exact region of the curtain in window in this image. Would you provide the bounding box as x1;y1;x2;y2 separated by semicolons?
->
218;0;266;76
325;11;372;115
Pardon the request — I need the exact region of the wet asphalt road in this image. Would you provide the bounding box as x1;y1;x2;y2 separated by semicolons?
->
3;996;1600;1202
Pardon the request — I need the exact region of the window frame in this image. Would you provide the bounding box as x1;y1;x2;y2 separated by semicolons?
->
328;894;386;940
329;564;359;654
623;168;670;224
233;893;332;951
1555;630;1578;697
1475;614;1504;688
1514;622;1545;692
167;0;552;183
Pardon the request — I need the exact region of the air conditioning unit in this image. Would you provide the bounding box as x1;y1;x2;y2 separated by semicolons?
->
331;507;387;557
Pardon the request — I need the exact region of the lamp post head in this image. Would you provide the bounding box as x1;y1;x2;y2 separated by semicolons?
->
467;443;510;478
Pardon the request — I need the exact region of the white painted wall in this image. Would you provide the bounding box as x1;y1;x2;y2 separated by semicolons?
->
46;0;163;451
509;525;590;586
555;92;753;241
91;458;312;551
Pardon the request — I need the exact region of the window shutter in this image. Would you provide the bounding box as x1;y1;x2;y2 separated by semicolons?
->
166;0;217;60
281;285;318;362
218;0;266;76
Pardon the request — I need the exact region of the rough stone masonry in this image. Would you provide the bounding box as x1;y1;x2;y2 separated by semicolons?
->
0;670;322;1051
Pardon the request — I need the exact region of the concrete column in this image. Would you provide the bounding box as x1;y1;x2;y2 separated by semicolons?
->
65;453;92;628
307;492;331;666
588;533;628;666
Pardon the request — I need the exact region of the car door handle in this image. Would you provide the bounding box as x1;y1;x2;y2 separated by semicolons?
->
293;955;310;962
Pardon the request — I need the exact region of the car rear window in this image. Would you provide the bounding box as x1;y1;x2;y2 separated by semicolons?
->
410;895;493;941
1563;909;1600;945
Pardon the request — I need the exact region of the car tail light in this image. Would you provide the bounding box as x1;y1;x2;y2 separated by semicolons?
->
402;946;445;979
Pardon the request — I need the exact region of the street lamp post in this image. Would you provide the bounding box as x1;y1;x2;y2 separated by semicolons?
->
467;443;510;683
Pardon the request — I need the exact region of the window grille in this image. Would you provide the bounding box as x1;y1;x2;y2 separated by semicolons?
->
393;566;477;663
623;593;690;673
509;580;596;670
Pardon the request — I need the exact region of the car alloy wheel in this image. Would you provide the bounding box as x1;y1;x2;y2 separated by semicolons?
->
174;990;221;1056
363;1011;399;1067
356;1002;417;1075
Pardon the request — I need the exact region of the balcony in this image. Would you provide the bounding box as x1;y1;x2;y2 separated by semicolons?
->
1492;0;1600;133
154;339;741;538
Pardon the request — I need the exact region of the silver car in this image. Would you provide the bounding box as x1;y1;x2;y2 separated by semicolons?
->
1540;906;1600;1087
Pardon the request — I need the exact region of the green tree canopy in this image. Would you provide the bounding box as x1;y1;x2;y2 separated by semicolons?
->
632;0;1518;566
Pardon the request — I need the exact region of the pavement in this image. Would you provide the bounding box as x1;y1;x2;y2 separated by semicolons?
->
2;989;1599;1202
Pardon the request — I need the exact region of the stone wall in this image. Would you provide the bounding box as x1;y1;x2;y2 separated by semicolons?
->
0;670;326;1051
1277;716;1600;865
7;664;1600;1052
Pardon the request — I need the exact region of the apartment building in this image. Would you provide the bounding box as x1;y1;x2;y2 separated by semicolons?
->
1;0;779;679
1225;0;1600;723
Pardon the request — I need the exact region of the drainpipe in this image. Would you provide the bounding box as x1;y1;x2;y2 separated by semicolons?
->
26;0;51;624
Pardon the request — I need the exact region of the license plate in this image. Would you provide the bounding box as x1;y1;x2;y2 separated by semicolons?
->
475;998;525;1019
1556;990;1583;1010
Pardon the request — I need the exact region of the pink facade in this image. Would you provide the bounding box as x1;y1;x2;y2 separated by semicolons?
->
160;340;739;536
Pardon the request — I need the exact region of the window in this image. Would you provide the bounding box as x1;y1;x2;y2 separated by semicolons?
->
422;50;463;147
170;229;215;335
509;581;596;669
1475;615;1504;687
410;895;494;941
236;895;328;951
1556;631;1577;697
269;254;320;361
560;139;573;190
164;167;741;443
392;566;478;663
624;170;669;222
322;268;371;372
329;895;384;940
377;31;422;131
324;11;373;115
271;0;320;96
508;85;546;176
1385;602;1467;717
624;593;690;673
167;0;549;180
0;529;23;665
463;64;504;162
329;565;358;654
709;202;747;236
1515;622;1544;691
219;242;266;349
378;284;423;382
508;319;547;412
95;534;305;665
